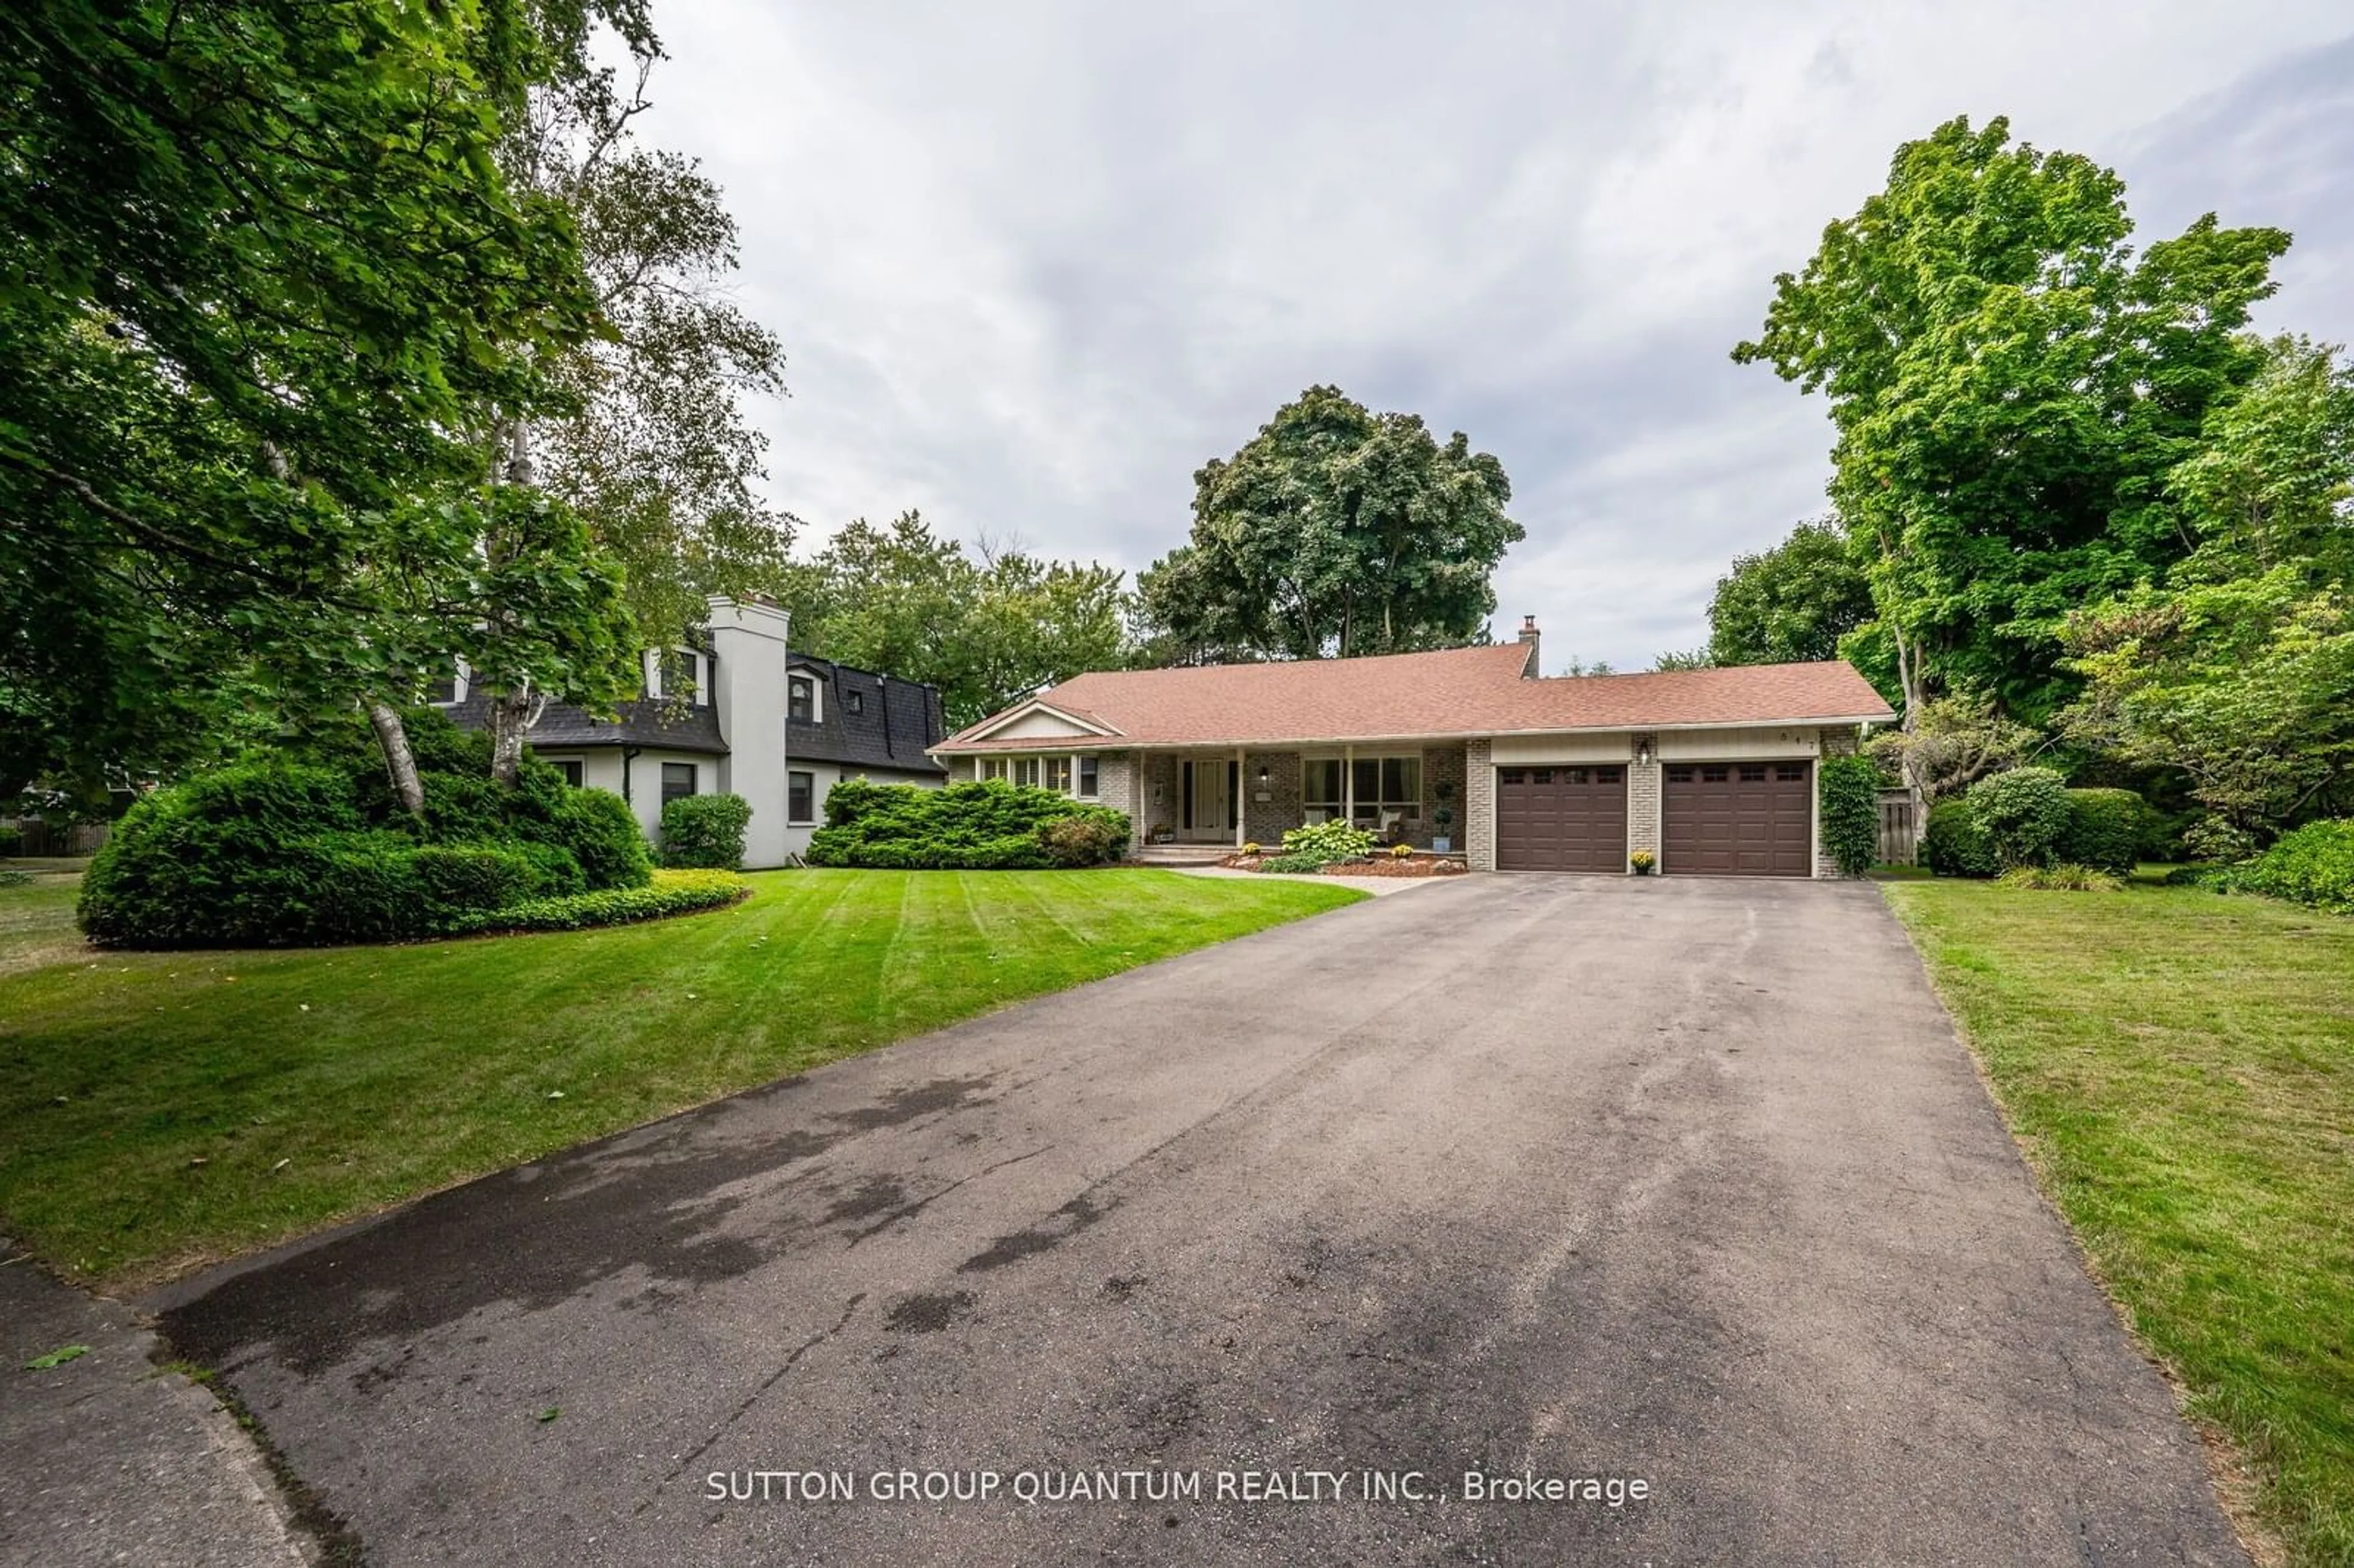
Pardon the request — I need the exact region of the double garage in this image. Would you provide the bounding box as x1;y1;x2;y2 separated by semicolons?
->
1496;758;1815;877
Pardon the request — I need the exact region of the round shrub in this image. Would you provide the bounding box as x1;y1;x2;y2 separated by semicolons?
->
661;792;754;870
1816;754;1883;878
0;822;21;855
2057;788;2146;875
1921;799;1997;878
1966;767;2071;869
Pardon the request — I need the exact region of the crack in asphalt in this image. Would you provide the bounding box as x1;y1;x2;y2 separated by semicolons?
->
844;1144;1053;1246
650;1290;867;1504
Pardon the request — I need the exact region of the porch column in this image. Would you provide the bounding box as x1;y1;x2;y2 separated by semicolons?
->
1233;748;1244;846
1343;744;1354;824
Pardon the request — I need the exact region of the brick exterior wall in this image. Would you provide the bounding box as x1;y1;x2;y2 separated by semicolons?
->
1138;753;1178;842
1628;733;1661;868
1243;751;1301;848
1420;744;1467;852
1465;738;1496;870
1095;752;1138;847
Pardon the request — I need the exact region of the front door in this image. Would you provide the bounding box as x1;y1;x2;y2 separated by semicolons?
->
1179;758;1233;842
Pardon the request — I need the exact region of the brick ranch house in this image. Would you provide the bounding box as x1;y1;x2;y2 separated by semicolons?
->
931;619;1895;878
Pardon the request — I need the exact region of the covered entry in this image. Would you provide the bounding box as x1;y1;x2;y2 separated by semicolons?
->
1496;765;1626;872
1662;761;1812;877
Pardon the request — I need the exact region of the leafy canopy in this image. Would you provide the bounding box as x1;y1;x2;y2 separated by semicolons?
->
1;0;608;796
1137;386;1523;663
779;513;1133;731
1734;115;2289;722
1705;519;1875;669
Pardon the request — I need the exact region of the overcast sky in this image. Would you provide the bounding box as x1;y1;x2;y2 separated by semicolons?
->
641;2;2354;671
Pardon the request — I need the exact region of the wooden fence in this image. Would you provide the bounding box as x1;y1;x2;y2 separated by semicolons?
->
2;818;110;857
1876;788;1921;866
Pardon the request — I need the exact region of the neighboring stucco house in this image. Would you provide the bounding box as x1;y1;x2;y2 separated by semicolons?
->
439;595;947;869
931;618;1894;878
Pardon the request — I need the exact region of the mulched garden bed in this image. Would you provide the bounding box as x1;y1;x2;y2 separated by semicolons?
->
1217;853;1469;878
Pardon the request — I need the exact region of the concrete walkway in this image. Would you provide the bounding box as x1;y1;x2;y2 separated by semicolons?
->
1170;863;1454;895
150;876;2245;1566
0;1241;311;1567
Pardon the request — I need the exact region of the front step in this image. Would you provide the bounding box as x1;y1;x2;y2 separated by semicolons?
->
1133;844;1233;866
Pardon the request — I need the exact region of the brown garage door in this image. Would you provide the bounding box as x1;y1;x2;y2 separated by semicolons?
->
1496;765;1626;872
1663;761;1813;877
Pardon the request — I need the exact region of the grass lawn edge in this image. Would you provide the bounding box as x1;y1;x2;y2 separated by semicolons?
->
1;868;1367;1293
1878;881;2308;1568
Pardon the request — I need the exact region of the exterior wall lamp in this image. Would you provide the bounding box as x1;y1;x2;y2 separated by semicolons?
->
1635;737;1653;766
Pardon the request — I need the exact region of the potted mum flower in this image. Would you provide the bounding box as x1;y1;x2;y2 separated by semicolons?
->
1630;850;1657;875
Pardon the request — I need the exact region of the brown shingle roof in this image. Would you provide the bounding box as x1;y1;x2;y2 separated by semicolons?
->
937;645;1892;752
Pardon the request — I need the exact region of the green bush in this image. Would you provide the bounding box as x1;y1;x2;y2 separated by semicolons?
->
2233;820;2354;914
1273;818;1376;869
1037;812;1128;868
1817;755;1882;877
1967;767;2072;869
524;788;650;891
1255;852;1328;873
79;738;649;946
2057;788;2146;875
441;869;750;934
406;842;582;919
0;823;20;855
660;792;753;869
1996;863;2124;892
0;868;31;887
808;780;1128;870
1921;799;1997;878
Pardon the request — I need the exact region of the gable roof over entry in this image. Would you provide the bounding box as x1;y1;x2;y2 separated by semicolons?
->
936;645;1893;753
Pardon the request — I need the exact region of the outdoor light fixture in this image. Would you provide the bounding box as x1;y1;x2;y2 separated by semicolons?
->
1257;765;1269;783
1636;739;1653;766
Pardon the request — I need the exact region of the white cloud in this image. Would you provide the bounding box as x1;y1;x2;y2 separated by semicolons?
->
638;0;2354;665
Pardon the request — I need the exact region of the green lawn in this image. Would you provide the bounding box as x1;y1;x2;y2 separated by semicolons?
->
0;867;1362;1287
1886;878;2354;1567
0;867;89;977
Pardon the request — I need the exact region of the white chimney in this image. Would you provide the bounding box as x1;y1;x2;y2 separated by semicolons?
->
707;595;791;869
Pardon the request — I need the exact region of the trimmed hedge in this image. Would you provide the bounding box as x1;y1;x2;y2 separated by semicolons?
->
442;870;750;934
661;792;753;869
79;709;658;947
1817;755;1881;877
1967;767;2071;869
2056;788;2146;875
807;780;1129;870
1921;799;1998;878
2233;820;2354;914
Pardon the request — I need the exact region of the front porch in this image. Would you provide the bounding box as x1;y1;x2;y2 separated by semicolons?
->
1129;745;1469;854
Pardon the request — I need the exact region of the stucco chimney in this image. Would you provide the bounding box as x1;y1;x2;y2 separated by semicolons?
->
1517;614;1540;677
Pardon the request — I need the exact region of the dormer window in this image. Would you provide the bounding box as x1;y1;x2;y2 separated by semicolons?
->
788;674;816;723
845;689;864;715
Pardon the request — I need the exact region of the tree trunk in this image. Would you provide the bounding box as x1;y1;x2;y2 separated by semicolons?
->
365;698;426;816
487;687;534;788
483;416;542;788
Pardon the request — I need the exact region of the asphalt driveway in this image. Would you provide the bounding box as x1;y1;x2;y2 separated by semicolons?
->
152;876;2246;1567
